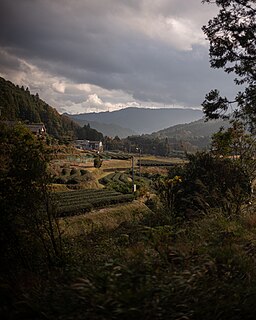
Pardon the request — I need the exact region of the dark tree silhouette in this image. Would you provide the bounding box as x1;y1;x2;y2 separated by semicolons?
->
202;0;256;131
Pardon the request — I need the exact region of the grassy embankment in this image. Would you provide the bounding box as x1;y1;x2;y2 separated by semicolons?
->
17;196;256;320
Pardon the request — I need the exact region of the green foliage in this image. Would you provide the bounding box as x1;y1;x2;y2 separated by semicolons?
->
9;206;256;320
103;152;130;160
70;168;78;175
67;177;80;185
2;145;256;320
138;159;174;167
80;169;88;175
0;123;62;272
54;167;93;185
53;189;134;216
0;77;104;141
61;168;69;175
100;171;151;194
157;152;251;220
77;123;103;141
94;156;103;168
0;77;81;140
211;120;256;180
202;0;256;131
211;125;234;155
126;135;170;156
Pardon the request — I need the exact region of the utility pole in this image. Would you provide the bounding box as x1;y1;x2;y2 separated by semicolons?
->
132;155;136;193
136;147;142;180
139;148;141;179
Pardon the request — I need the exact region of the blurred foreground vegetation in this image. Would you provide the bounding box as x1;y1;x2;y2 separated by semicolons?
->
1;122;256;320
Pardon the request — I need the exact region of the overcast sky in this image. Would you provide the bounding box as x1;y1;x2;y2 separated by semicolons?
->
0;0;237;114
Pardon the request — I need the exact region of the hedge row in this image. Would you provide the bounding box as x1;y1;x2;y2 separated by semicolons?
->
137;159;174;167
103;152;130;160
52;189;134;216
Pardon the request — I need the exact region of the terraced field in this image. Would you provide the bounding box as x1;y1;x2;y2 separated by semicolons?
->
100;172;131;185
99;171;152;194
53;189;134;216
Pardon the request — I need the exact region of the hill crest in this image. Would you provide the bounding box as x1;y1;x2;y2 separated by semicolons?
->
67;107;203;135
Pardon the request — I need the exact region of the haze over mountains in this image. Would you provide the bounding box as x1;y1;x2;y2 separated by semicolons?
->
66;117;137;138
67;107;204;136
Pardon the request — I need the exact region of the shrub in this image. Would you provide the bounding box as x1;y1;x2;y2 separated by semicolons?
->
158;152;251;220
80;169;88;175
61;168;69;175
67;178;80;185
54;177;68;184
94;156;103;168
70;168;78;175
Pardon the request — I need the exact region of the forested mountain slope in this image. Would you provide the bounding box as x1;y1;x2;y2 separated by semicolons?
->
151;118;230;139
0;77;103;141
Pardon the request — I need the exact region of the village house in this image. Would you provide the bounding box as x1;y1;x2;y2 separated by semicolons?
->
25;123;46;138
0;121;47;139
75;140;103;152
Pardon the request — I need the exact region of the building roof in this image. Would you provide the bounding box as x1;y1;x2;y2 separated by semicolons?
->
25;123;46;133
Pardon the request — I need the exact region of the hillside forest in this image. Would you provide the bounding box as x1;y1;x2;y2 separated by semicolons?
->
0;77;103;143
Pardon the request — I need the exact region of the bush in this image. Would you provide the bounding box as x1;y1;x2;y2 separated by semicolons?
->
70;168;78;175
67;178;80;185
54;177;68;184
158;152;251;220
61;168;69;175
80;169;88;175
94;156;103;168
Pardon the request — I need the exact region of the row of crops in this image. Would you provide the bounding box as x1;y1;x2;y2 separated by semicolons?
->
100;172;131;185
137;159;175;167
52;189;134;216
102;152;130;160
99;172;151;193
53;167;93;185
99;172;133;193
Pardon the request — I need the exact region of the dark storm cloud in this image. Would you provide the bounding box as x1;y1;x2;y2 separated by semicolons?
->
0;0;237;110
0;49;21;71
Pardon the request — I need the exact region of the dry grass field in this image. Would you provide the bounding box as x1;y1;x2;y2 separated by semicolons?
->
59;200;151;237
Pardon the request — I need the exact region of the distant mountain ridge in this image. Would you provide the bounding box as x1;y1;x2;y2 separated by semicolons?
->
145;118;231;150
66;116;137;138
67;107;204;135
151;118;230;139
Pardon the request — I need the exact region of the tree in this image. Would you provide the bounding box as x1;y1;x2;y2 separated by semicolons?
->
94;155;103;168
0;123;62;271
158;152;251;220
77;124;103;141
202;0;256;131
211;120;256;179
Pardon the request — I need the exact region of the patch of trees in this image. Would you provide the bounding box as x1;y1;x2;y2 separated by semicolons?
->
77;123;103;141
103;135;171;156
156;152;251;221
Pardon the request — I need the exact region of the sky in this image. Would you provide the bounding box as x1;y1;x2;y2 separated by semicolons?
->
0;0;237;114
